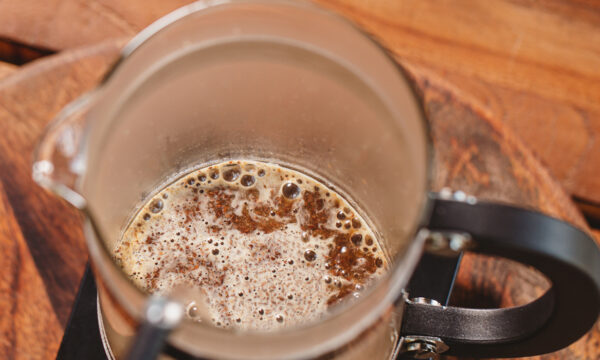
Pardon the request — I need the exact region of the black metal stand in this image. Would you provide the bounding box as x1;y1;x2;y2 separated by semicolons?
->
56;265;109;360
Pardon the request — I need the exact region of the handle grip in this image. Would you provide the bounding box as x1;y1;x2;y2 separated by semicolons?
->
401;197;600;358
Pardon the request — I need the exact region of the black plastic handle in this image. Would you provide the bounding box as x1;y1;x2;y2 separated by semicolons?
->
401;197;600;358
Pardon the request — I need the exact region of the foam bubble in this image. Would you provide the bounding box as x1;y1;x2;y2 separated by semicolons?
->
188;303;200;319
114;160;388;332
149;199;163;213
301;232;309;242
351;234;363;246
240;174;255;187
282;182;300;199
304;249;317;262
223;165;241;182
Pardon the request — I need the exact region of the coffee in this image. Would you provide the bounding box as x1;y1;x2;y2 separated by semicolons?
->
114;160;387;331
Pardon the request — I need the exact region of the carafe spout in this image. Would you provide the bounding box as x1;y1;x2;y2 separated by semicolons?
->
32;92;96;209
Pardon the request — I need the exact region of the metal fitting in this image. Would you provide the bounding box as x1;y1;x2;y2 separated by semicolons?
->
437;188;477;204
424;231;475;256
401;336;449;360
145;296;184;329
409;297;442;306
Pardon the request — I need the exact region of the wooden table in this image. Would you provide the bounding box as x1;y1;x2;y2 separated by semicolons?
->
0;1;598;359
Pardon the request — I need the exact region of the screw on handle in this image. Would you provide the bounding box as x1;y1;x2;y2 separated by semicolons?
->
401;336;450;360
398;230;462;360
125;296;184;360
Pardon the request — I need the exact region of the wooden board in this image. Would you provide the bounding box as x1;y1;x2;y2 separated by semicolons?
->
318;0;600;206
0;38;597;359
0;61;16;80
0;0;598;206
0;0;189;49
0;39;126;328
0;181;63;359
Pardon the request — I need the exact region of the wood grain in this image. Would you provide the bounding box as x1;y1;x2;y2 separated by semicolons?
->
0;37;54;65
0;61;15;80
0;0;190;49
0;14;597;360
0;39;126;328
0;0;598;206
316;0;600;204
413;65;599;359
0;180;62;359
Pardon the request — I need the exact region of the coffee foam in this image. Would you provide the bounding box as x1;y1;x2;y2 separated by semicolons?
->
114;160;387;331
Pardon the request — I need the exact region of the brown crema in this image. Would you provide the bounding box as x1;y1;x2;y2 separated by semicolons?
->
114;160;387;331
